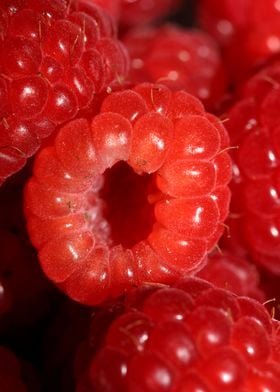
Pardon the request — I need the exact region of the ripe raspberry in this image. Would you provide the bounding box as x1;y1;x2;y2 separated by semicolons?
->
24;83;232;305
84;0;181;27
0;0;129;183
197;251;264;301
198;0;280;79
122;25;227;110
86;0;121;20
120;0;181;28
198;0;251;45
76;276;280;392
223;61;280;274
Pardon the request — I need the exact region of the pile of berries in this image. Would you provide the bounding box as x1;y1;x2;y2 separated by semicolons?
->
1;0;280;390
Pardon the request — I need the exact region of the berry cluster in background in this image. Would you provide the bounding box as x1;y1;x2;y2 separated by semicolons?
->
1;0;280;390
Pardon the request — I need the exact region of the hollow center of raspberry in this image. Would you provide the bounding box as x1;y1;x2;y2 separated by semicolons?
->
100;162;155;248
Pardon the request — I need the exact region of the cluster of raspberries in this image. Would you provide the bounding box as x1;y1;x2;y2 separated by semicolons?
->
1;0;280;391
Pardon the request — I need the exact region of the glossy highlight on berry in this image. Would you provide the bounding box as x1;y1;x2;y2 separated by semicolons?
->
24;83;232;305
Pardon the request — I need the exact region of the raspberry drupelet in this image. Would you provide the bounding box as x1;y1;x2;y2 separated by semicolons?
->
0;0;129;184
224;61;280;274
86;0;181;28
24;83;232;305
76;276;280;392
197;251;264;301
198;0;280;80
120;0;181;28
122;25;227;110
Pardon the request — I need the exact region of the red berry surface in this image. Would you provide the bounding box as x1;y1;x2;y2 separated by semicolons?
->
0;0;129;183
224;61;280;274
198;0;280;79
84;0;181;27
24;83;232;305
86;0;121;20
76;276;280;391
197;251;264;301
198;0;251;45
122;25;227;110
120;0;181;28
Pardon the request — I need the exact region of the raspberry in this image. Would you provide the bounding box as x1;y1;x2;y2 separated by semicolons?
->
122;25;227;110
198;0;280;80
76;276;280;391
198;0;251;45
86;0;121;20
223;62;280;274
82;0;181;27
24;83;232;305
197;251;264;301
120;0;180;28
0;0;129;183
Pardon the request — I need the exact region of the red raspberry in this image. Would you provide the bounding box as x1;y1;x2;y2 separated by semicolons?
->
87;0;121;20
120;0;181;28
223;61;280;274
24;83;232;305
85;0;181;27
122;25;227;110
198;0;251;45
198;0;280;80
0;0;129;184
76;276;280;391
197;251;264;301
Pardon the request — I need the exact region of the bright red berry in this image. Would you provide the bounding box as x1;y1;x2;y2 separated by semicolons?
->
82;0;181;27
0;0;129;184
24;83;232;305
223;61;280;274
76;276;280;391
122;25;227;110
120;0;181;28
197;251;264;301
87;0;121;20
198;0;280;80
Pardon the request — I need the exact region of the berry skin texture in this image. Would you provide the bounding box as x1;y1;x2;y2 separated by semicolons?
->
0;0;129;184
197;251;265;301
120;0;180;28
82;0;181;27
224;62;280;274
122;25;227;110
76;277;280;392
24;83;232;305
198;0;280;80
